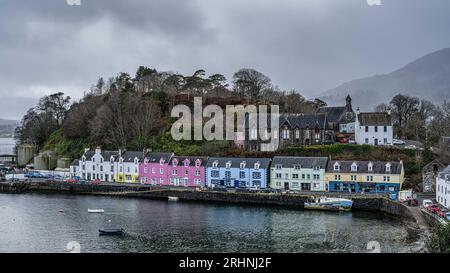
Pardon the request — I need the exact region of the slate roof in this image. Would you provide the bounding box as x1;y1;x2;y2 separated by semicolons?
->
70;159;79;166
117;151;145;162
144;152;173;163
358;112;392;126
327;160;403;175
83;150;119;160
169;156;208;167
271;156;328;169
316;106;347;123
281;113;328;129
438;166;450;180
206;157;272;169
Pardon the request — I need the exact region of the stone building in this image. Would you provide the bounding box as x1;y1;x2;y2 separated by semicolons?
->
422;159;446;192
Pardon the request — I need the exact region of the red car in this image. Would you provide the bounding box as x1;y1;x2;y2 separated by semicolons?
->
65;178;78;183
91;179;102;185
427;204;440;213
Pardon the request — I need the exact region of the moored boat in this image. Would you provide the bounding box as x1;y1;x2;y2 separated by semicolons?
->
99;228;124;236
304;197;353;212
168;196;179;202
88;209;105;213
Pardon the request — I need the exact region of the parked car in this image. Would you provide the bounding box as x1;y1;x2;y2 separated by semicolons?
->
426;204;440;213
393;139;405;145
91;179;102;185
65;178;78;183
445;212;450;221
422;199;433;207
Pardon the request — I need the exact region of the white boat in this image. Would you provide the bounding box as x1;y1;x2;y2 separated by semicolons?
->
168;196;179;202
304;197;353;212
88;209;105;213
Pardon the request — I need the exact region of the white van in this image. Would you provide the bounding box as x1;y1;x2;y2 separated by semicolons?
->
422;199;433;208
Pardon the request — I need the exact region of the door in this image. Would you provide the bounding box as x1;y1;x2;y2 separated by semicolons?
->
374;139;378;146
284;182;290;190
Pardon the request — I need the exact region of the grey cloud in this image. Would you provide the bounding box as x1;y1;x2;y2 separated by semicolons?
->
1;0;450;120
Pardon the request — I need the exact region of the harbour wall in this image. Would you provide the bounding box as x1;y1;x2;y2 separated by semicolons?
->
0;181;415;221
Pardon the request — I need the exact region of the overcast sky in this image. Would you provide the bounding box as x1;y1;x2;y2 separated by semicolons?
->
1;0;450;120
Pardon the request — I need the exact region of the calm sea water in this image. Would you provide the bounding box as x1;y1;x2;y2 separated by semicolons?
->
0;138;15;154
0;193;423;253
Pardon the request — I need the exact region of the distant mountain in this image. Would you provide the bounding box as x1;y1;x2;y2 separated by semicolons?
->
0;119;18;137
320;48;450;110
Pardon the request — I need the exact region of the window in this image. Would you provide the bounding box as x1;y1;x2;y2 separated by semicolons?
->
313;174;320;180
368;163;373;172
195;170;200;176
225;171;231;178
211;170;219;177
151;178;157;184
294;165;301;170
365;126;369;132
351;175;357;181
292;174;299;179
212;161;219;168
276;173;282;179
240;171;246;179
333;163;340;171
292;182;299;188
384;126;387;132
252;172;261;179
152;168;156;174
110;165;114;172
365;138;369;144
375;126;378;132
366;176;373;182
275;164;282;170
334;175;341;180
282;129;290;139
302;174;305;179
226;162;231;169
307;174;310;180
119;166;123;173
254;163;260;170
385;163;391;172
92;165;95;171
100;166;103;172
172;170;177;175
160;168;164;174
384;138;387;144
194;179;201;185
351;163;357;172
127;167;130;173
240;162;246;169
160;178;164;184
185;170;189;176
295;130;300;139
384;176;390;182
144;167;148;174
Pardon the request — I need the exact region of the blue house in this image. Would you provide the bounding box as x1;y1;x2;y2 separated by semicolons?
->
206;157;272;189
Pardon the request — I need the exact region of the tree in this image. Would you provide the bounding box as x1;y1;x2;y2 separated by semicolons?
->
232;68;272;102
427;224;450;253
390;94;420;138
374;103;389;112
37;92;71;126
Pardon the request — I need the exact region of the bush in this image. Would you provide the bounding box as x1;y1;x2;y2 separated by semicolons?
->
427;224;450;253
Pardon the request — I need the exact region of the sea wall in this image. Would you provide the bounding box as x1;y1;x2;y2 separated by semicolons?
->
0;181;414;221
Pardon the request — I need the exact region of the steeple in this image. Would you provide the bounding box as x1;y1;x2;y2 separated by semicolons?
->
345;95;352;111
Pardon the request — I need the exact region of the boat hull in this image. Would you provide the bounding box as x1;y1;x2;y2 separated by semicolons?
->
304;200;353;212
99;229;124;236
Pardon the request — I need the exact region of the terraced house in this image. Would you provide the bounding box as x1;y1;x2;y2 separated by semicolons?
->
167;156;208;187
206;157;271;189
139;152;173;185
326;160;404;194
115;151;144;183
270;157;328;191
78;148;119;182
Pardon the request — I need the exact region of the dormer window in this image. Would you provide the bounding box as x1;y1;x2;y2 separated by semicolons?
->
195;159;201;167
110;157;114;164
254;162;260;170
172;159;178;167
275;164;282;170
385;163;391;172
212;161;219;168
240;162;246;169
226;161;232;169
134;158;139;164
333;162;340;171
119;158;123;164
184;159;190;167
368;162;373;172
351;162;358;172
160;158;165;165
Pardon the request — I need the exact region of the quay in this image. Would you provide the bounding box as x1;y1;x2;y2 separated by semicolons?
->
0;180;420;222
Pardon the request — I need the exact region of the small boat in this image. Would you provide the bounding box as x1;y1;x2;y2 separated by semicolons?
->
99;228;124;236
304;197;353;212
168;196;179;202
88;209;105;213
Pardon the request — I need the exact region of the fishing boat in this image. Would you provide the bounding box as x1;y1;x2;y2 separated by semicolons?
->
99;228;124;236
88;209;105;213
168;196;179;202
304;196;353;212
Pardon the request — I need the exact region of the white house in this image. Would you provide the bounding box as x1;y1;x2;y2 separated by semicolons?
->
436;166;450;209
70;159;80;178
114;150;144;183
355;109;393;146
79;148;119;182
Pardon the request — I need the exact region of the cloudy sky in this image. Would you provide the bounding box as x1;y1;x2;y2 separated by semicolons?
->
1;0;450;120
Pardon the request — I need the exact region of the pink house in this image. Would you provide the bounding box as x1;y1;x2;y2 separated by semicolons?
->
139;152;173;185
167;156;208;187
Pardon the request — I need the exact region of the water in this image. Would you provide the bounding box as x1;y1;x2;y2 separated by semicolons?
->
0;193;422;253
0;138;15;154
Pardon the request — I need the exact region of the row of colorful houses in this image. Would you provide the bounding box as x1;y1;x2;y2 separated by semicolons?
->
70;148;404;194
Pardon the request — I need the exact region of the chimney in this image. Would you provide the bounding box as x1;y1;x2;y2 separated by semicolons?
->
95;146;101;154
356;107;360;115
84;148;90;154
118;149;122;156
387;108;392;115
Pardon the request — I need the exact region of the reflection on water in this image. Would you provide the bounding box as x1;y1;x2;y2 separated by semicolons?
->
0;138;15;154
0;193;419;253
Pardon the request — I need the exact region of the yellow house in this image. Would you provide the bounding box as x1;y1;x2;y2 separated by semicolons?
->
114;151;143;183
325;160;404;193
